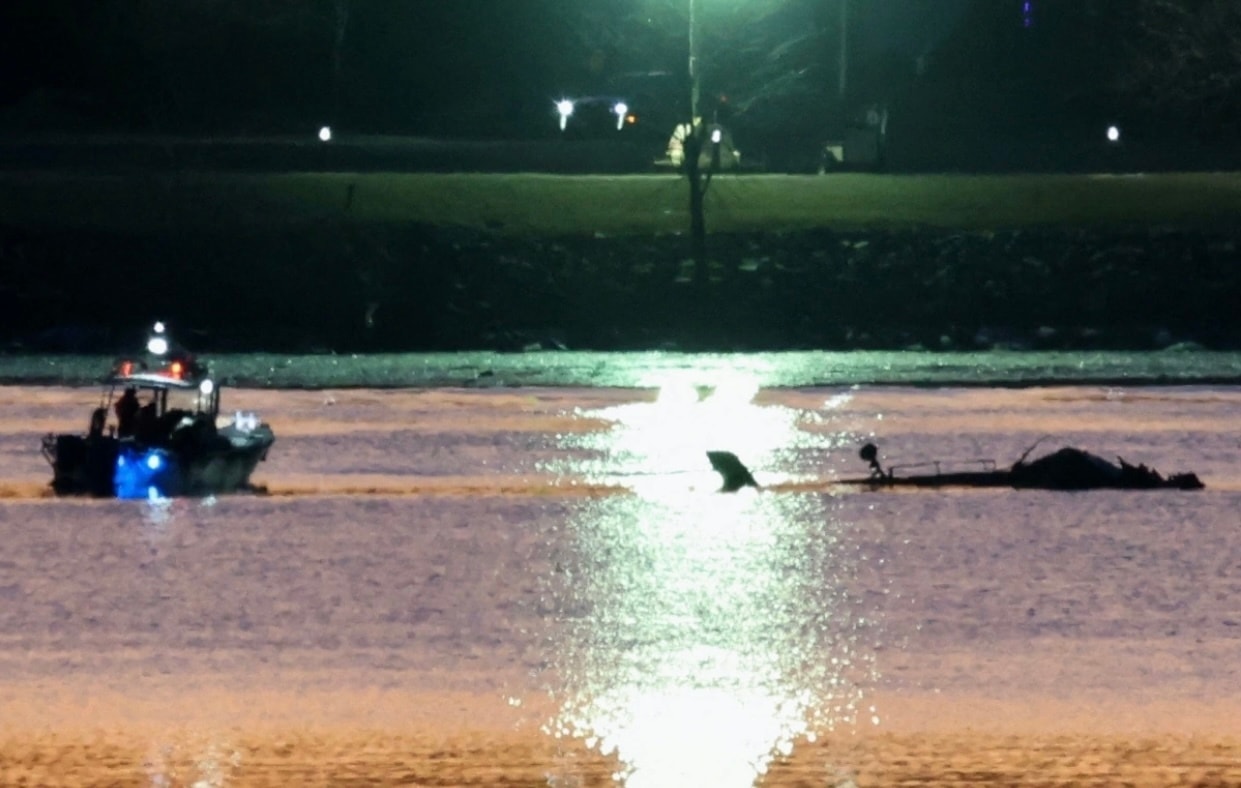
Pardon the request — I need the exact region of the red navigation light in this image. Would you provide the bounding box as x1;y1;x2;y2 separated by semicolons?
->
120;361;133;376
169;361;184;378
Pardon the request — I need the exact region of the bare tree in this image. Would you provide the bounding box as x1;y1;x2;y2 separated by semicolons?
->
569;1;827;280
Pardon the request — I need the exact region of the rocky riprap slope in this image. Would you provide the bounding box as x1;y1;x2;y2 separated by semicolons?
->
3;223;1238;353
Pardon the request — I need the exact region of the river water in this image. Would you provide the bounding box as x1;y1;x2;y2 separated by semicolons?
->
1;350;1239;787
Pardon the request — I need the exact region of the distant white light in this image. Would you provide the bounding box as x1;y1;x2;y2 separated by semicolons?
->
613;102;629;130
711;128;723;145
1107;125;1121;143
153;321;166;334
199;378;215;395
556;99;575;131
147;453;162;470
319;125;332;142
147;336;169;355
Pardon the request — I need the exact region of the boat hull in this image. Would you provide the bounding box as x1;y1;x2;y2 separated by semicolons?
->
43;429;274;499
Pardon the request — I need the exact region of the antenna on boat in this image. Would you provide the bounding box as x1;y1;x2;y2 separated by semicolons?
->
1015;434;1052;466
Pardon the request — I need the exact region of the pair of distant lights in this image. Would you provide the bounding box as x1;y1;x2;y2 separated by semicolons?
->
556;99;633;131
114;451;164;472
556;99;629;119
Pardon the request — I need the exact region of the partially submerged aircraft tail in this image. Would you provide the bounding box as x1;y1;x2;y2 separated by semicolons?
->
706;450;759;492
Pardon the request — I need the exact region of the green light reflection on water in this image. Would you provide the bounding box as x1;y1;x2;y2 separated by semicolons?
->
7;349;1239;388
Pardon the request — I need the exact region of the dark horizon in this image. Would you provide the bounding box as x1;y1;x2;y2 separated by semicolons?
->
6;0;1225;145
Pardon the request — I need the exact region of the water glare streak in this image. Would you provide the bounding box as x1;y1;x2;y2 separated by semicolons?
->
541;377;883;785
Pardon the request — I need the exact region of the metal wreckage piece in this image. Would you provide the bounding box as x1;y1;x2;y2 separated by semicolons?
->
707;439;1204;493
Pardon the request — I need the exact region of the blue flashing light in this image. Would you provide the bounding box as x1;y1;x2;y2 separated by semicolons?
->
114;446;179;500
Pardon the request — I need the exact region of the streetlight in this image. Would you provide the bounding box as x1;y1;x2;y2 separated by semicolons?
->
686;0;714;160
689;0;701;125
684;0;710;276
837;0;849;102
555;99;574;131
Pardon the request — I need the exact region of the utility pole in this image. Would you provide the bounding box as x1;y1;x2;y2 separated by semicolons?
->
332;0;350;125
685;0;707;280
689;0;700;122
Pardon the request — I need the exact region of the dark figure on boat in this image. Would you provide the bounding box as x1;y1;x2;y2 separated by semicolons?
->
115;386;139;438
89;407;107;438
135;400;159;443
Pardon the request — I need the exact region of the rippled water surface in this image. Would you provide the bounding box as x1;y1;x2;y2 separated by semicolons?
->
3;347;1241;388
2;352;1240;786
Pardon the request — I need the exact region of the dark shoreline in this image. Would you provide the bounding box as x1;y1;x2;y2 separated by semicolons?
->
4;222;1239;355
3;348;1240;390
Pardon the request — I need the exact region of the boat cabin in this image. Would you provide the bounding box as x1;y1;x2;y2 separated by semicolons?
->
96;324;221;445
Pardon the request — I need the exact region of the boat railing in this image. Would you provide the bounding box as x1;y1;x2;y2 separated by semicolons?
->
886;458;998;477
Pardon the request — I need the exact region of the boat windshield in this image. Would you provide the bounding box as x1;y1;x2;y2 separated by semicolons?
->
109;380;219;421
163;384;215;417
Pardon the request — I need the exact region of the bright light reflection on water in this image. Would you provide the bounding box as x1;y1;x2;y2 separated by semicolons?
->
550;372;820;493
144;734;241;788
544;375;880;785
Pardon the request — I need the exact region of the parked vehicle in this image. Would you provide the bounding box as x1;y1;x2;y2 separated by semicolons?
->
554;71;683;141
554;71;742;171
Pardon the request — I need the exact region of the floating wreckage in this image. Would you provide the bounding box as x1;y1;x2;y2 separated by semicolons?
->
708;439;1204;493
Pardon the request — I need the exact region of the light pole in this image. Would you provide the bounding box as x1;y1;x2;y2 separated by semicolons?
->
684;0;708;279
689;0;700;124
837;0;848;102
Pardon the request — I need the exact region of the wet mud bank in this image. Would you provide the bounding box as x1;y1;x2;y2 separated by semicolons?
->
3;222;1239;353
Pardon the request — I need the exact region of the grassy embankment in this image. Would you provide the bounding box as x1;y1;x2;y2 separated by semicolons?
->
3;171;1241;235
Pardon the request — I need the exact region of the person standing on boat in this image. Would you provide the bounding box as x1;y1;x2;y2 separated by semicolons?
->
115;386;139;438
135;400;158;443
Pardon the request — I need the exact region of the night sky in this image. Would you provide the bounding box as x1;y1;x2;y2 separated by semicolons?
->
0;1;1236;151
0;1;1028;135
